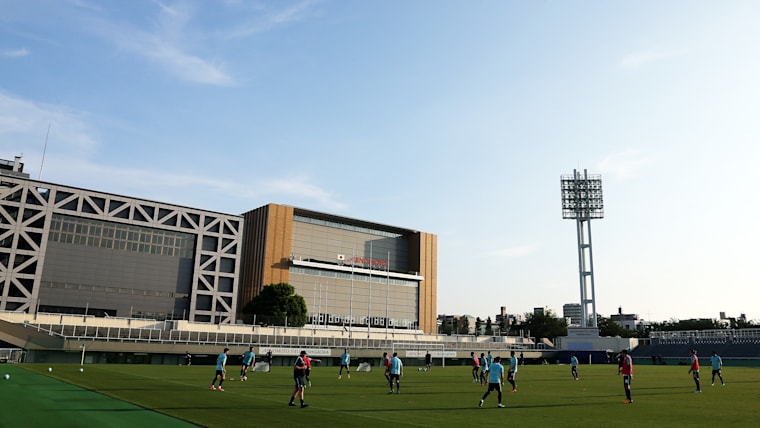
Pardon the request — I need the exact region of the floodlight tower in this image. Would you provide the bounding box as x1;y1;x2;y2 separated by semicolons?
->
560;169;604;329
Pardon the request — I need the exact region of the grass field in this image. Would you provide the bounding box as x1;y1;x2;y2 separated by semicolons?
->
2;362;759;427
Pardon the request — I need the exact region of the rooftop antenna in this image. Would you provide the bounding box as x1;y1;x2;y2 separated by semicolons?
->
39;123;50;180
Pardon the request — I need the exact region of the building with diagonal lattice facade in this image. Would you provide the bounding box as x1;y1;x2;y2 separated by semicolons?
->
0;164;242;324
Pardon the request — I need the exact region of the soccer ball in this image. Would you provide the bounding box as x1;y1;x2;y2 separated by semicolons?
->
3;374;9;380
243;376;248;381
48;367;53;372
79;367;84;373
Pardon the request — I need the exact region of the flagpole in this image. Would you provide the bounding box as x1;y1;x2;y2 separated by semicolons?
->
349;248;354;339
368;242;372;337
385;251;390;338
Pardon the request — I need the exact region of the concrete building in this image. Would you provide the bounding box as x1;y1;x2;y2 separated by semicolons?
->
1;158;438;334
239;204;437;334
0;162;243;323
610;307;639;331
563;303;582;326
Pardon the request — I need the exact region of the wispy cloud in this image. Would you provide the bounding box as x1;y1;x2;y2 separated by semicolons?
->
1;48;30;58
619;50;681;68
485;244;539;258
270;0;318;25
597;149;656;180
84;3;236;86
126;34;236;86
221;0;319;39
0;91;98;157
0;92;346;211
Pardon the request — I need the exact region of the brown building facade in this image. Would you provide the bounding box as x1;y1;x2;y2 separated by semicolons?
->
239;204;437;334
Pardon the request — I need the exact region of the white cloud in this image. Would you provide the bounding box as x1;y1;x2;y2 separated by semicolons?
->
270;0;319;25
83;4;236;86
131;35;236;86
596;149;656;180
0;92;345;211
0;91;98;157
220;0;319;39
485;244;539;258
619;50;680;68
1;48;30;57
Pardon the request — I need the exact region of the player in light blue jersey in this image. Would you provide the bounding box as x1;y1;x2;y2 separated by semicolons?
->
388;352;404;394
338;349;350;379
508;350;518;392
570;353;579;380
210;347;229;391
479;353;488;385
240;346;255;381
710;351;725;386
479;356;505;408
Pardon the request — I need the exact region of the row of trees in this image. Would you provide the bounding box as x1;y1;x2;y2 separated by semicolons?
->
439;310;758;340
238;283;758;338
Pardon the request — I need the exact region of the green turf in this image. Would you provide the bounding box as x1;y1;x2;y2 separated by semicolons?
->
3;363;759;427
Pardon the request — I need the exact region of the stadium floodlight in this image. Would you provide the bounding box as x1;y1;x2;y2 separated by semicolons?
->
560;169;603;329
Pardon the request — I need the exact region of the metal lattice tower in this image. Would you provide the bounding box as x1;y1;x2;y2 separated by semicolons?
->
560;169;604;328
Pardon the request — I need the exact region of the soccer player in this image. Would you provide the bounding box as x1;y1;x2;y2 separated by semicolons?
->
388;352;404;394
338;348;350;379
479;356;505;408
479;353;488;385
425;350;432;371
304;353;321;387
570;353;579;380
382;352;392;385
486;351;493;369
620;349;634;403
240;346;255;381
471;351;480;382
617;352;624;375
210;347;229;391
184;351;192;366
289;350;309;408
508;350;518;392
710;351;725;386
689;349;701;393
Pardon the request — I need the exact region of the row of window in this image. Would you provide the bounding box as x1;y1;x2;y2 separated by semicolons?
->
290;266;418;288
48;214;195;258
294;215;404;239
42;280;190;299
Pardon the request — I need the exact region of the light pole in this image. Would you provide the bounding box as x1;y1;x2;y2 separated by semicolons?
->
561;169;604;329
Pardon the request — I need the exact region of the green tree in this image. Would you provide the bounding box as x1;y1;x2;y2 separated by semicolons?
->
456;316;470;335
439;319;453;335
475;317;483;335
485;316;493;336
498;317;508;335
524;310;567;340
597;314;635;338
241;283;307;327
733;318;757;329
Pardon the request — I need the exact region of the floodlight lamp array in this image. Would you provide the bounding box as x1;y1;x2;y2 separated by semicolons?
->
560;173;604;220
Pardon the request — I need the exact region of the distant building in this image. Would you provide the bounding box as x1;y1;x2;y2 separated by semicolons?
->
610;307;639;331
0;156;28;178
563;303;582;326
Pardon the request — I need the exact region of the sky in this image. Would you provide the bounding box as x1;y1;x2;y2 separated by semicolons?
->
2;0;760;324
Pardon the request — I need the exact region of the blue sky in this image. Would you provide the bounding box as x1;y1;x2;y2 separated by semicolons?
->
2;0;759;323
